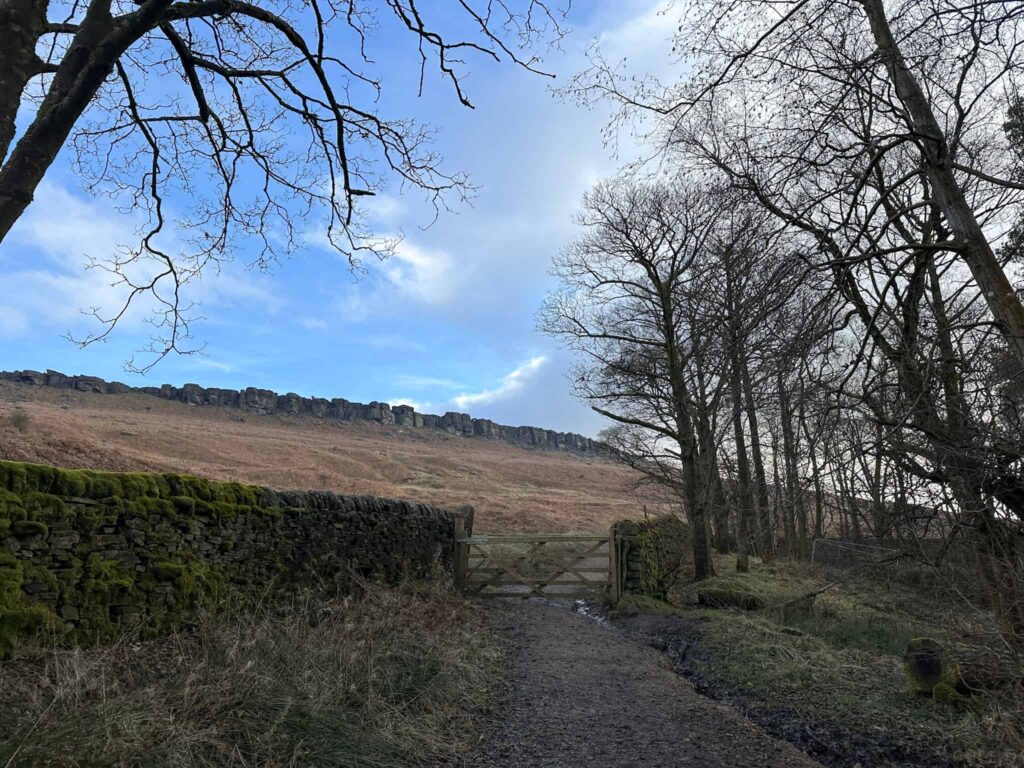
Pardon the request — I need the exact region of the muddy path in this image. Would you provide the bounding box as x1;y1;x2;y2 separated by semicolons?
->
459;599;821;768
616;612;970;768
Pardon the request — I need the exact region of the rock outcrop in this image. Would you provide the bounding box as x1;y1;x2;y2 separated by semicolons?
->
0;369;603;455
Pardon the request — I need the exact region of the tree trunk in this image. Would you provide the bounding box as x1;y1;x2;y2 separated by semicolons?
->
771;424;793;557
0;0;49;165
697;410;732;554
710;469;733;553
860;0;1024;366
680;440;714;581
952;482;1024;645
0;0;171;243
800;403;826;543
658;283;713;582
728;350;754;572
811;463;825;541
777;370;805;558
741;353;775;562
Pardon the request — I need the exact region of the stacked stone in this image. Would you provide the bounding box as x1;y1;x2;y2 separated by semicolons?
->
0;461;472;645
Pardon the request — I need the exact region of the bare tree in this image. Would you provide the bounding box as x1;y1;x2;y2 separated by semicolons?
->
540;180;726;581
0;0;566;368
566;0;1024;366
564;0;1024;641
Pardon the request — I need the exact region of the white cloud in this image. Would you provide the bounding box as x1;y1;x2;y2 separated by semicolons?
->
11;183;132;267
597;1;680;54
311;237;462;325
393;374;464;390
1;183;157;333
3;180;287;346
187;357;235;373
382;240;459;305
361;193;404;224
451;356;547;410
196;270;287;315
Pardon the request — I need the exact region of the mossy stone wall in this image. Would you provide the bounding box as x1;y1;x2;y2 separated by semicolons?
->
0;461;471;657
612;516;690;600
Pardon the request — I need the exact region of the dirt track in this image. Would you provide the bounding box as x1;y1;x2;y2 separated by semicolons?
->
463;600;820;768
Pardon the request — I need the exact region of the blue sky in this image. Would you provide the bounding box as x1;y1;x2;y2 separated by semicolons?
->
0;1;679;436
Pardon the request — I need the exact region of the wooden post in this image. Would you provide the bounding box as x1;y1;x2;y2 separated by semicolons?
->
454;516;467;593
609;524;621;604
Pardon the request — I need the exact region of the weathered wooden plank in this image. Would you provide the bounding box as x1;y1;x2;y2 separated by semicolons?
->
477;590;603;599
468;579;610;587
456;528;616;598
462;535;610;544
467;565;610;574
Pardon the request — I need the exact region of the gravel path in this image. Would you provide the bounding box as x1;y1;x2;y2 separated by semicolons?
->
462;600;821;768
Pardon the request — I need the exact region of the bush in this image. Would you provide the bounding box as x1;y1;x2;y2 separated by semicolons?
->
5;410;29;433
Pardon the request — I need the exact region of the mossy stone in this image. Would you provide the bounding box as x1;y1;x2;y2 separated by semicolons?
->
0;553;64;659
0;458;450;655
903;637;970;703
11;519;48;538
614;516;690;599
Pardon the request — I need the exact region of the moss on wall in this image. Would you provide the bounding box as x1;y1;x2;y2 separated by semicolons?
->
613;516;690;600
0;460;465;659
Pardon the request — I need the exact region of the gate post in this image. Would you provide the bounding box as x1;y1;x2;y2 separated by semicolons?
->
454;516;468;593
609;524;622;604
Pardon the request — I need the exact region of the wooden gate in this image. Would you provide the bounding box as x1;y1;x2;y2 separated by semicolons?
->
455;531;617;599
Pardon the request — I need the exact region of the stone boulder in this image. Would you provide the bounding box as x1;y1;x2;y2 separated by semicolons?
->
393;405;416;427
242;387;277;414
180;383;205;405
278;393;304;416
73;376;107;393
15;370;44;386
205;388;239;407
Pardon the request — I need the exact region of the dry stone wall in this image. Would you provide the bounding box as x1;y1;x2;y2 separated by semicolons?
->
0;460;471;656
612;516;690;600
0;369;602;455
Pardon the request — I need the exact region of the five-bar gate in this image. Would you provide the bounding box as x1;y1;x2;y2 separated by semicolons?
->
455;531;617;599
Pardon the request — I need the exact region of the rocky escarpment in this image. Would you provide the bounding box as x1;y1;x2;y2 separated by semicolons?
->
1;369;603;455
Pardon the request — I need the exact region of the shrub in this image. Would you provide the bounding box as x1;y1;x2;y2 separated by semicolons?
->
5;409;29;433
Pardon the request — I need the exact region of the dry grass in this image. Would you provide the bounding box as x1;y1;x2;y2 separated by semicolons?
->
673;556;1024;766
0;582;502;767
0;382;666;532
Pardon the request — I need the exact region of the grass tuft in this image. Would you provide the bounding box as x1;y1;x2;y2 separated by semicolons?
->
0;582;502;767
671;555;1024;764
